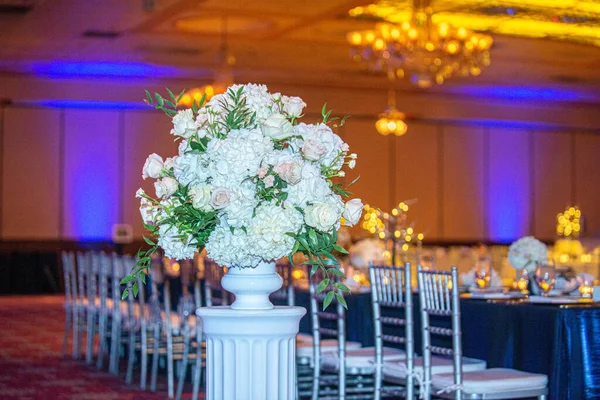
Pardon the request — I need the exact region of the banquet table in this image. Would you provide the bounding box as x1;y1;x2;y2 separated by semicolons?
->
294;290;600;400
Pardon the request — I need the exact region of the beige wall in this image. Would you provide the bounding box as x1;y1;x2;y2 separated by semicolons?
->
1;74;599;243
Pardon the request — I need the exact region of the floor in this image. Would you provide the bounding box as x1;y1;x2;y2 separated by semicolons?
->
0;295;197;400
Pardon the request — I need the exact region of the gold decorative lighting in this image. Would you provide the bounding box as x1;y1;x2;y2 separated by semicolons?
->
347;0;492;87
376;88;408;136
349;0;600;47
557;206;582;238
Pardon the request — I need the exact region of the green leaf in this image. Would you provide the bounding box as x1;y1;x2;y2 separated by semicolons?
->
321;103;328;117
308;230;318;247
143;236;155;246
145;90;153;105
348;175;361;187
132;283;139;297
333;244;349;254
155;93;165;107
334;282;351;293
317;278;330;294
177;88;186;102
335;292;348;309
311;264;319;276
166;88;176;101
121;290;129;301
323;291;335;310
120;275;137;284
327;268;345;278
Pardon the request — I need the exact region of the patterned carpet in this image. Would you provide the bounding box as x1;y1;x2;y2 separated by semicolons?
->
0;295;196;400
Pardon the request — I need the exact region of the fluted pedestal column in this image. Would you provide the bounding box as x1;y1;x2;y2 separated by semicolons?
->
197;306;306;400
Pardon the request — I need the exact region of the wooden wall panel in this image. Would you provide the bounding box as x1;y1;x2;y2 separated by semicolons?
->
532;131;572;240
343;119;392;212
442;126;486;240
2;108;61;239
123;111;176;239
395;123;440;240
574;133;600;236
62;109;120;240
487;128;532;242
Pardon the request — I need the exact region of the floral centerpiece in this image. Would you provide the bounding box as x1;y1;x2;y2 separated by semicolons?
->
123;84;363;308
507;236;548;273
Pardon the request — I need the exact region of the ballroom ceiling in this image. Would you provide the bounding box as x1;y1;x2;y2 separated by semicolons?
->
1;0;600;103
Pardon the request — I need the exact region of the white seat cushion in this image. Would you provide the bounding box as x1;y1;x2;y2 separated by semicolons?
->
384;355;487;380
322;347;406;372
432;368;548;394
296;333;313;344
296;339;362;359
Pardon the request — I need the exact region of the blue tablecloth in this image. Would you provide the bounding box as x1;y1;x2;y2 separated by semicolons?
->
295;290;600;400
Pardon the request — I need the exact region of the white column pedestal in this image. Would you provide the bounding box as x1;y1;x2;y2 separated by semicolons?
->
197;306;306;400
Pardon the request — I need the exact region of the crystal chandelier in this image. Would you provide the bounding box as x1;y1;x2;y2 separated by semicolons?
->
347;0;493;88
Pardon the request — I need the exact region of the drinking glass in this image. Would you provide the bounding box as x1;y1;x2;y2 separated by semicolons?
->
474;256;492;289
535;264;557;296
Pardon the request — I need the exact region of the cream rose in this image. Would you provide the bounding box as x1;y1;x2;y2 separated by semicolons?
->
210;187;231;209
142;153;163;179
274;160;302;185
282;96;306;117
261;113;294;140
305;201;341;232
343;198;364;227
163;156;177;171
263;175;275;188
189;184;212;212
171;109;197;138
302;138;328;161
154;177;178;198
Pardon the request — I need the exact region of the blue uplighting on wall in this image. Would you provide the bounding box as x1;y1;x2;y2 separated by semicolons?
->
29;60;182;79
31;99;149;110
448;85;597;103
487;132;530;243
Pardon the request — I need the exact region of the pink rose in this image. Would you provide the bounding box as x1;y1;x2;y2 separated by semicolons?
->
263;175;275;188
302;139;328;161
209;187;231;209
274;161;302;185
257;168;268;179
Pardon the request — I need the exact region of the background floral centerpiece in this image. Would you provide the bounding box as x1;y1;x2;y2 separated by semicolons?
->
507;236;548;273
124;84;363;308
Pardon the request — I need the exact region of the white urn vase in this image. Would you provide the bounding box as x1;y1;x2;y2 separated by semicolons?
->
197;260;306;400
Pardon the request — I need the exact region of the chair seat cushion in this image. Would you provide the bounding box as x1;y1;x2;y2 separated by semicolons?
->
322;346;406;373
383;355;487;380
432;368;548;394
296;333;313;344
296;339;361;359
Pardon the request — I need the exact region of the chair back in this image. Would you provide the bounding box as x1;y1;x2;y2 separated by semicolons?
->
61;251;77;306
76;252;91;306
309;269;347;397
96;252;112;313
271;260;295;306
204;259;229;306
417;266;462;400
369;263;414;399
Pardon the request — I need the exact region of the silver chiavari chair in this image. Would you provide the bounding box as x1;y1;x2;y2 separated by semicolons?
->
310;271;387;400
96;252;113;369
85;252;101;365
74;251;92;360
272;259;295;305
204;259;229;306
61;251;78;357
369;263;413;400
418;266;548;400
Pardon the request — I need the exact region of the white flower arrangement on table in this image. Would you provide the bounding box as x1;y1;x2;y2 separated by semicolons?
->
124;84;364;308
507;236;548;273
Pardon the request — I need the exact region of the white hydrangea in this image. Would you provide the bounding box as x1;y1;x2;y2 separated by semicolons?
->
508;236;548;272
230;84;276;122
222;180;258;228
286;163;333;208
157;224;197;260
205;222;262;267
173;153;210;187
247;203;304;261
207;127;274;186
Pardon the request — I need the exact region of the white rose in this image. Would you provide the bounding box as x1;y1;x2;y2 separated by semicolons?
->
171;109;197;138
154;177;178;198
343;198;364;227
305;201;342;232
274;160;302;185
189;184;212;212
142;153;163;179
261;113;294;140
302;138;328;161
348;159;356;169
282;96;306;117
163;156;177;171
210;187;231;209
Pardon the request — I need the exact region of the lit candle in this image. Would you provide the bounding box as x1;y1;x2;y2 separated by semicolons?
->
579;284;593;298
